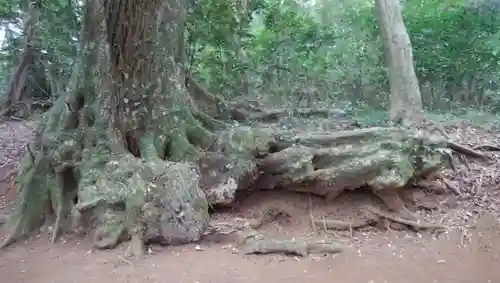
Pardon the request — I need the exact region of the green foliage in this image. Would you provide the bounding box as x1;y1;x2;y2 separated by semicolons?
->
1;0;500;115
0;0;80;96
186;0;259;98
351;0;500;111
404;1;500;84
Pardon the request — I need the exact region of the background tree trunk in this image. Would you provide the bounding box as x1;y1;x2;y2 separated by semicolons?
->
375;0;424;124
1;0;48;117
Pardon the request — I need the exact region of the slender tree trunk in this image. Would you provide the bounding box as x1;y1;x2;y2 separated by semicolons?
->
1;0;39;117
375;0;424;124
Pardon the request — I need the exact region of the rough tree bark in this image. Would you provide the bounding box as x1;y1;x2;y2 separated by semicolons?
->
1;0;219;256
375;0;424;125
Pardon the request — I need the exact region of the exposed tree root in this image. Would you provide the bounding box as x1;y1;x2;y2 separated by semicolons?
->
472;144;500;152
313;205;446;233
1;151;56;248
7;0;489;257
185;75;223;119
200;122;482;236
430;123;496;157
241;238;342;257
446;141;488;159
247;206;292;229
207;210;343;257
3;82;484;254
0;90;216;253
364;206;447;231
313;217;377;231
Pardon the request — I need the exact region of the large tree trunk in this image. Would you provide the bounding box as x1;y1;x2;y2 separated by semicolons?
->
1;0;216;257
375;0;424;125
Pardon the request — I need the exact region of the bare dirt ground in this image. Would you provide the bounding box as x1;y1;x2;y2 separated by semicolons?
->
1;120;500;283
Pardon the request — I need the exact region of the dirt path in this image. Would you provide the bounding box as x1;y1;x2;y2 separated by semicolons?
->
1;191;499;283
0;120;499;283
0;224;499;283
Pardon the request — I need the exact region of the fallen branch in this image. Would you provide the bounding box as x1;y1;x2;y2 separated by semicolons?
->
365;206;447;231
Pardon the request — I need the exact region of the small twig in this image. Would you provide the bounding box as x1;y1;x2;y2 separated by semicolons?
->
444;151;457;172
308;194;316;233
475;170;484;195
433;124;450;139
459;228;466;247
322;217;328;232
438;214;448;224
383;221;392;237
117;256;135;268
460;154;471;172
0;169;15;182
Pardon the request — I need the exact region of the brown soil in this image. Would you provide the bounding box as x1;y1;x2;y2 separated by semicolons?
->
1;120;500;283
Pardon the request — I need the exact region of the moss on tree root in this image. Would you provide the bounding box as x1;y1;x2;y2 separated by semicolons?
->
198;116;485;226
1;87;486;254
1;87;216;253
1;91;83;248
